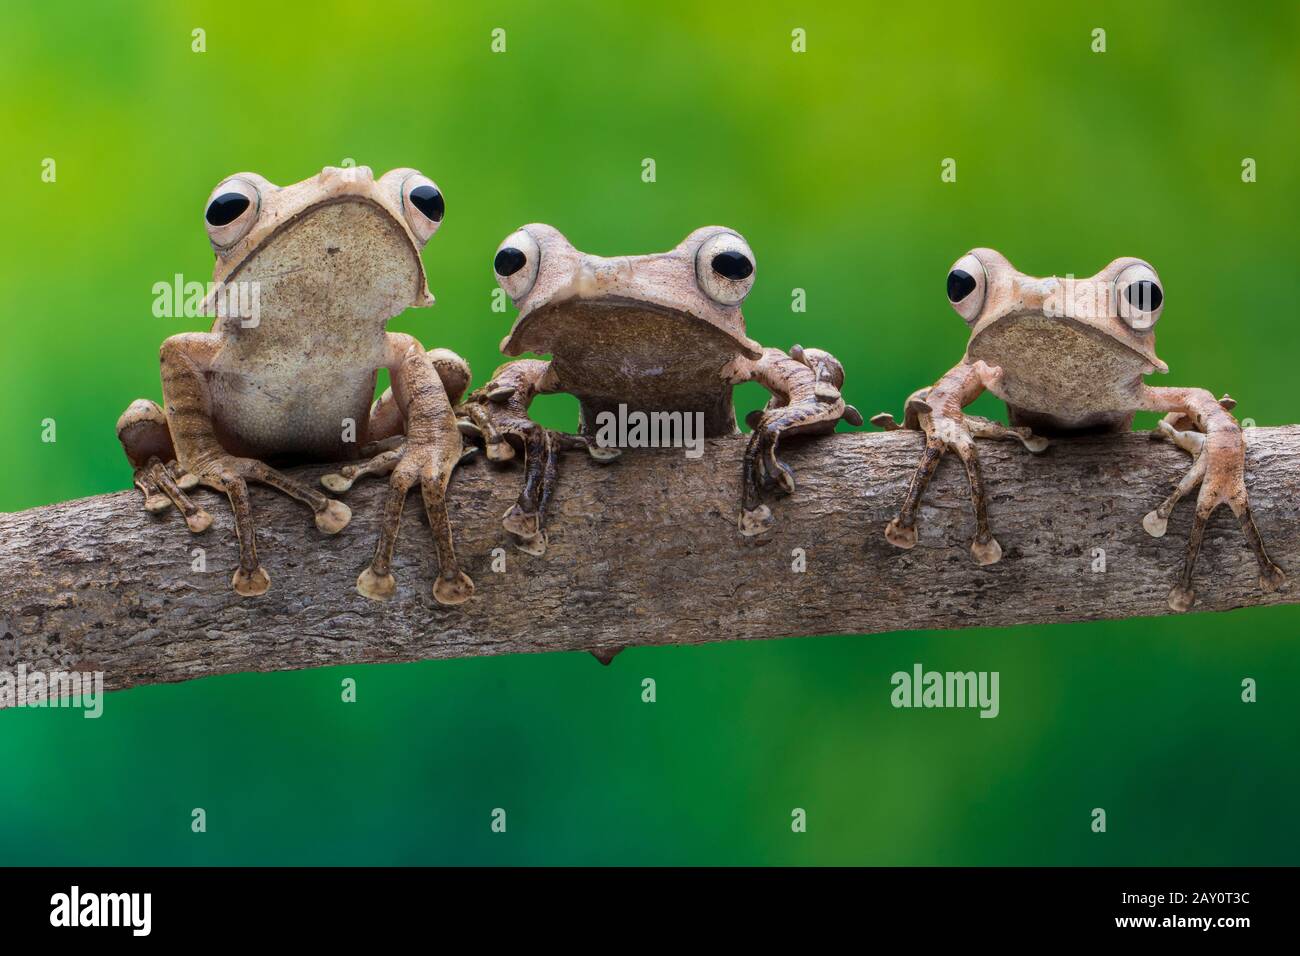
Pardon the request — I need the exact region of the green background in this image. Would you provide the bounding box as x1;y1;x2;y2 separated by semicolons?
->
2;0;1297;864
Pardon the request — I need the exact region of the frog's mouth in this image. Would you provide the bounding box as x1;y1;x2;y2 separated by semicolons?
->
502;296;763;360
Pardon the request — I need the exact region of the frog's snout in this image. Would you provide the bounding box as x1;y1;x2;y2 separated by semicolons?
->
317;164;375;185
1010;275;1058;314
572;257;635;298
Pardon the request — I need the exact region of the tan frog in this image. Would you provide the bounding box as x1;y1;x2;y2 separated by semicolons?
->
873;247;1285;610
456;223;862;552
116;165;475;605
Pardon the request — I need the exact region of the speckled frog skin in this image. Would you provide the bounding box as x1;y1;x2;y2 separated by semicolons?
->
456;223;862;553
117;165;476;605
874;247;1286;610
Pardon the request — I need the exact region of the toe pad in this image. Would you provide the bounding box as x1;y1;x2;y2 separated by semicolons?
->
185;509;213;533
315;499;352;533
502;505;540;538
514;531;548;556
1167;585;1195;612
357;568;397;600
232;566;271;596
884;519;918;550
320;473;354;493
1261;565;1287;593
971;536;1003;566
738;504;773;537
434;571;475;606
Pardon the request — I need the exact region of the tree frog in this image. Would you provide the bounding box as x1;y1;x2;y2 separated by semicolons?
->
116;165;475;605
873;247;1285;611
456;223;862;553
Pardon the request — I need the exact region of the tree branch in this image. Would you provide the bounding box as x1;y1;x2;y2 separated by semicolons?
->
2;427;1297;705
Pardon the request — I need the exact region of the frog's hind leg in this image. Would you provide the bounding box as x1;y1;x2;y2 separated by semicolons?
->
195;457;351;596
870;386;932;432
155;334;352;596
456;358;592;556
500;421;550;543
116;398;211;532
965;415;1049;453
321;449;402;493
502;425;559;557
325;343;473;494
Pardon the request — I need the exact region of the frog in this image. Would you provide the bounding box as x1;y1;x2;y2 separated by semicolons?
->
116;164;476;605
872;247;1285;611
455;223;862;553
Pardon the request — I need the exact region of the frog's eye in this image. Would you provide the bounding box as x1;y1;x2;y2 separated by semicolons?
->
399;174;445;244
946;252;987;324
204;178;260;250
696;232;756;306
1115;263;1164;330
494;228;541;300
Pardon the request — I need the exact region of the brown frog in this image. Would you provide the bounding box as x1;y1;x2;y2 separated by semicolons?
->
456;223;862;553
116;165;475;605
873;247;1285;610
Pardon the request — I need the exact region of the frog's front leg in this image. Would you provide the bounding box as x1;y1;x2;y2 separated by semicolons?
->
1139;386;1285;611
456;359;611;555
325;337;474;605
137;334;352;596
874;360;1046;564
734;345;863;535
321;341;472;492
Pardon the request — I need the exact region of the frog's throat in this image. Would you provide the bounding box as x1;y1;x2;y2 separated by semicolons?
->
500;297;763;361
966;312;1168;376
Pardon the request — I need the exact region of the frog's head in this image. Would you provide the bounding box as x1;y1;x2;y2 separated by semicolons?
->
948;247;1168;376
199;165;444;325
493;224;763;360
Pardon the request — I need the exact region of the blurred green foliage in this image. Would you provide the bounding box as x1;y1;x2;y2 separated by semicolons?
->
0;0;1296;864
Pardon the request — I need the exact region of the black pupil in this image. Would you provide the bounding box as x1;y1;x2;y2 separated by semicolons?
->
1125;279;1163;312
711;251;753;281
206;192;250;227
409;184;444;222
495;247;527;277
947;269;977;302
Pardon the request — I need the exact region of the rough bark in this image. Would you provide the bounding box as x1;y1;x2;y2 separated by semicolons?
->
2;427;1297;705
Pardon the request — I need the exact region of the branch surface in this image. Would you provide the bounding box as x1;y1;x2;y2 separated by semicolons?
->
2;427;1297;704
